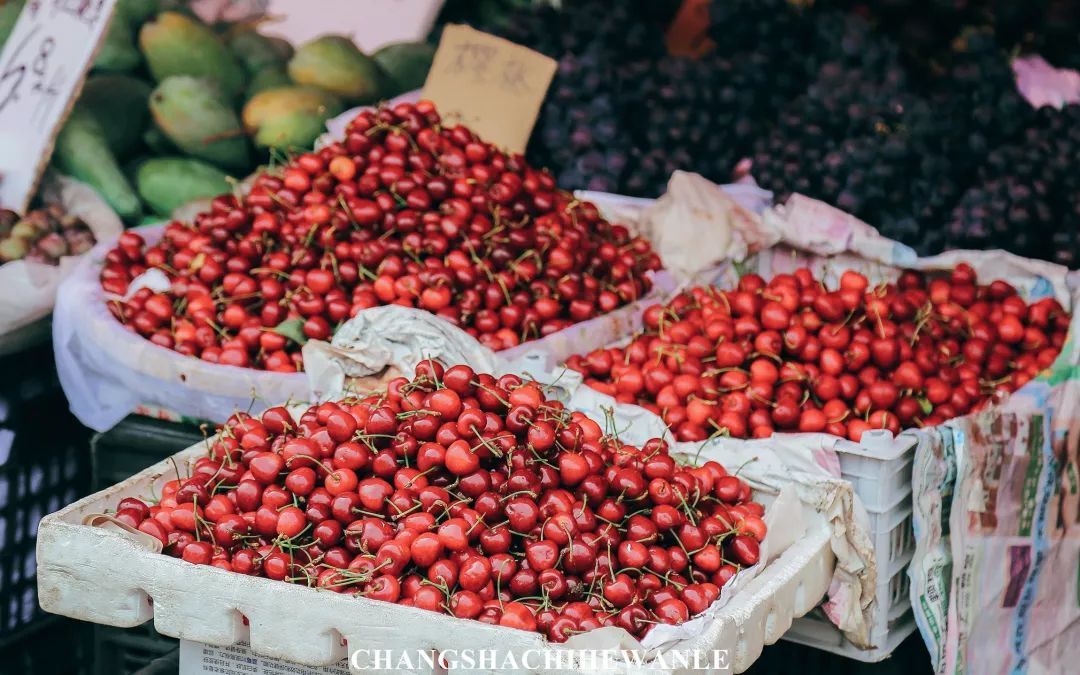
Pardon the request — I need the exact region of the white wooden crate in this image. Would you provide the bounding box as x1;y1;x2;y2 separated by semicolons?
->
37;442;835;674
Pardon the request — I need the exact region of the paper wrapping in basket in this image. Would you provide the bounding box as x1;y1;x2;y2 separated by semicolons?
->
0;174;123;349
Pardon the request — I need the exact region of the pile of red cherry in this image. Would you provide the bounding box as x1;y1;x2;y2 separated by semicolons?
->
99;101;662;371
112;363;767;641
567;265;1069;442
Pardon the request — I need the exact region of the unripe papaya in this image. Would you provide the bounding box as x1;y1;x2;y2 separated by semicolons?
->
288;35;383;103
372;41;434;96
135;157;231;217
94;10;141;72
266;36;295;62
246;66;292;99
230;29;288;74
0;0;25;50
53;108;141;220
78;74;153;157
139;12;245;99
150;76;250;169
118;0;160;27
253;111;329;151
242;86;343;132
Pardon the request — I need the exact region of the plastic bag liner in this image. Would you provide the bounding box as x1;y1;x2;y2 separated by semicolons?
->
0;173;123;353
53;224;309;432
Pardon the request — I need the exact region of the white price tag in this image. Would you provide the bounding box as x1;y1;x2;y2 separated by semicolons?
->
0;0;119;212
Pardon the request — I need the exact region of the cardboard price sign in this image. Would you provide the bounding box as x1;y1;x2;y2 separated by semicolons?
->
0;0;118;212
422;24;556;154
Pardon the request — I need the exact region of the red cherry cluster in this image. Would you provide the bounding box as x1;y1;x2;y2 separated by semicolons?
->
113;363;767;641
99;100;662;371
567;264;1069;442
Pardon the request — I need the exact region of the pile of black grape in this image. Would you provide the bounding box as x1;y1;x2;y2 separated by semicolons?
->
815;1;1080;69
437;0;1080;266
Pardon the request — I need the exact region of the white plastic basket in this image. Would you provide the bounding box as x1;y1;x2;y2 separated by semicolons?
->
38;441;836;675
785;432;918;661
782;430;918;661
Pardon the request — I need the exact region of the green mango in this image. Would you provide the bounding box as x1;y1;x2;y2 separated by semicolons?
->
150;76;250;169
230;29;288;74
53;108;141;220
139;11;245;99
118;0;161;26
94;10;141;72
253;111;329;152
288;35;383;103
242;86;343;132
78;74;153;157
372;41;434;96
246;66;292;99
135;157;230;216
0;0;25;51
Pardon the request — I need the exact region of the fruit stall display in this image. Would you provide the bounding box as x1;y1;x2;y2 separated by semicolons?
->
460;0;1080;266
0;0;433;224
36;366;839;674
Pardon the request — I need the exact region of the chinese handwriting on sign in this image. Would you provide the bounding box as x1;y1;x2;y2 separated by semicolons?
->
445;41;528;95
0;1;108;129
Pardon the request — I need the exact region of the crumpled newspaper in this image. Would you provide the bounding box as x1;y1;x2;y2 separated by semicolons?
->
637;170;778;282
909;268;1080;675
574;172;776;285
303;305;498;401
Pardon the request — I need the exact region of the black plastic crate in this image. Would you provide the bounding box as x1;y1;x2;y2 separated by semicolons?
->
0;343;90;647
93;623;178;675
90;416;205;491
86;415;203;675
746;632;933;674
0;614;87;675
